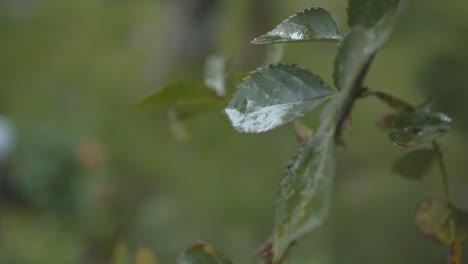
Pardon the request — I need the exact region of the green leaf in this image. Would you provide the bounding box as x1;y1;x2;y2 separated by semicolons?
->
204;55;227;97
137;81;219;112
177;242;232;264
252;8;343;44
334;16;394;93
392;149;435;180
273;131;335;262
389;111;451;148
415;198;468;245
348;0;400;28
224;64;335;133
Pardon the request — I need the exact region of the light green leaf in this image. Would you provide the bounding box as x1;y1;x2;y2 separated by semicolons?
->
252;8;343;44
224;64;335;133
392;149;435;180
415;198;468;245
204;55;227;97
348;0;400;28
137;81;219;112
273;131;335;262
177;243;232;264
389;111;451;148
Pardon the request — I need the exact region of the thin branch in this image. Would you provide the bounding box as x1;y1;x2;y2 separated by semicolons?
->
292;120;313;146
432;141;451;204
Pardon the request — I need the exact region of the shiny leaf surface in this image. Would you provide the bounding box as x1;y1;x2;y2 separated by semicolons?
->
224;64;334;133
389;111;451;148
392;149;435;180
348;0;400;28
273;131;335;262
252;8;343;44
177;243;232;264
415;198;468;245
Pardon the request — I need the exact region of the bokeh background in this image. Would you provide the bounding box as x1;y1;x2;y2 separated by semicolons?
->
0;0;467;263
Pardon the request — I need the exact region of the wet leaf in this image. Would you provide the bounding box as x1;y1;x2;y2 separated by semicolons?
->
389;111;451;148
204;55;227;97
334;16;394;93
137;81;219;112
273;131;335;262
392;149;435;180
177;242;232;264
224;64;334;133
415;198;468;245
252;8;343;44
348;0;400;28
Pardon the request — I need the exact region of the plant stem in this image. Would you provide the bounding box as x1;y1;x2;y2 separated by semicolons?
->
432;141;451;204
359;89;415;112
335;55;376;144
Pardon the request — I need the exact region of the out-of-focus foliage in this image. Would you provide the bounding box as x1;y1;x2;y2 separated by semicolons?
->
0;0;468;263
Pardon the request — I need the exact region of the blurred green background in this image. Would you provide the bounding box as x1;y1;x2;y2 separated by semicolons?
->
0;0;467;263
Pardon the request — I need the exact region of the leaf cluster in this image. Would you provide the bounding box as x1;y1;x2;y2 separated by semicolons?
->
138;1;467;263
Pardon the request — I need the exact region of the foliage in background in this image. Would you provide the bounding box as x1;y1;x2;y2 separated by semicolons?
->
1;0;468;263
140;0;467;263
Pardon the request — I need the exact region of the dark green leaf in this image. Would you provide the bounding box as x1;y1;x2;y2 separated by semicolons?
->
273;131;335;262
252;8;343;44
137;81;219;112
204;55;227;97
392;149;435;180
389;111;451;148
334;16;394;92
177;242;232;264
415;198;468;245
348;0;400;28
224;64;335;133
